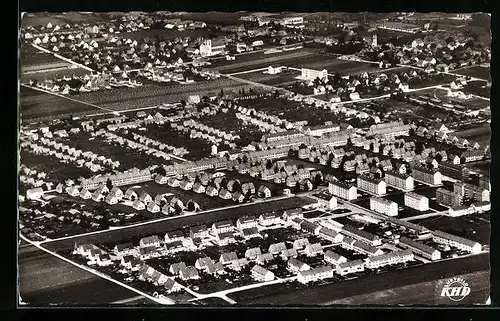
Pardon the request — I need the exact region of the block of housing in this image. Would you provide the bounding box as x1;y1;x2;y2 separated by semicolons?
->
370;197;398;217
398;236;441;261
328;180;357;200
357;175;386;195
453;181;490;202
364;249;414;269
297;265;334;284
411;166;442;186
431;230;482;254
341;224;382;246
438;161;469;180
318;227;344;243
384;171;414;191
352;240;384;256
336;259;365;276
404;192;429;211
323;250;347;266
436;188;463;207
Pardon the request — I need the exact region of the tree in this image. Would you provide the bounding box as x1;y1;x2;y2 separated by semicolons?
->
106;178;113;190
180;100;186;107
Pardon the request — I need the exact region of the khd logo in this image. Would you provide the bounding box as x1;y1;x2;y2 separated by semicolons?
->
440;277;471;301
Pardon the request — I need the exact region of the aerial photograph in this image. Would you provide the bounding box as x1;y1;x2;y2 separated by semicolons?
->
18;11;491;306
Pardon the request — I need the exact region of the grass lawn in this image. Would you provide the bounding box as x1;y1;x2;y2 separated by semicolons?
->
454;66;491;81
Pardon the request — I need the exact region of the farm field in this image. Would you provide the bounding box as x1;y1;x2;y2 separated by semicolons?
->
123;28;213;41
454;123;491;147
20;86;99;120
210;49;321;74
19;245;139;305
235;69;302;87
454;66;491;81
42;196;316;252
462;80;491;98
327;270;490;305
20;44;70;69
21;66;91;84
21;12;112;27
71;79;261;110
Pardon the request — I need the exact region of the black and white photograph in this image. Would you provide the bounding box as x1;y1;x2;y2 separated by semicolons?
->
17;10;492;306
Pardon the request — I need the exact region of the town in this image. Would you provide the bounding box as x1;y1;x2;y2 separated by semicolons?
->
19;11;491;306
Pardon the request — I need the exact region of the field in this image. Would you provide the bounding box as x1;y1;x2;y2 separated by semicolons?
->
213;50;379;76
462;80;491;98
454;66;491;81
20;86;99;120
454;123;491;147
123;29;213;42
235;69;302;87
19;245;139;305
21;67;91;84
20;44;69;69
21;12;111;27
42;196;316;252
327;270;490;305
414;214;490;245
71;79;260;110
228;252;490;304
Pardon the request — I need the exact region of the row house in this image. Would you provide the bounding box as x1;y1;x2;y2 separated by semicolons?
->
242;227;261;240
259;213;282;226
287;258;311;273
324;250;347;266
297;265;334;284
432;230;482;254
318;227;343;243
212;221;233;235
251;265;275;282
237;216;258;230
336;259;365;276
341;225;382;246
398;236;441;261
364;249;414;269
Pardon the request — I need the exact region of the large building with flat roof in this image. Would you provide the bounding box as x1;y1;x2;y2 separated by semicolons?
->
370;197;398;217
404;192;429;211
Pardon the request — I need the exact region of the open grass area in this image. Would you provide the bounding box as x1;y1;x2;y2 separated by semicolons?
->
235;69;301;87
454;66;491;81
20;86;99;120
20;44;70;70
462;80;491;98
413;214;491;245
123;28;213;41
